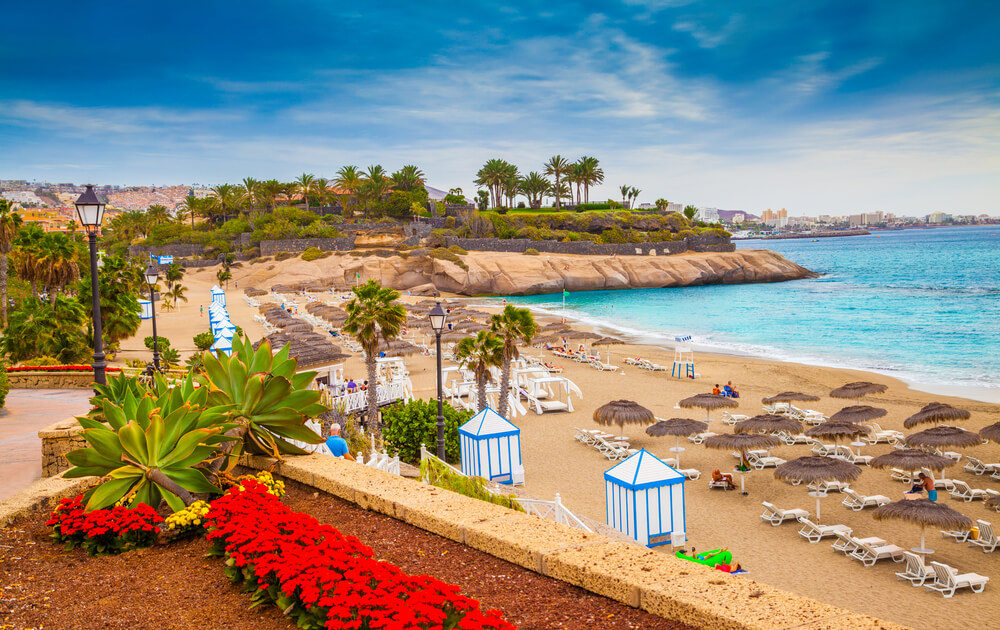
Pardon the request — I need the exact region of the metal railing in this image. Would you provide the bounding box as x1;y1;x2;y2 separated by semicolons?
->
321;379;413;414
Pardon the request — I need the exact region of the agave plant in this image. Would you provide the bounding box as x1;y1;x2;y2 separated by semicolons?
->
66;374;233;511
199;336;326;470
89;372;149;420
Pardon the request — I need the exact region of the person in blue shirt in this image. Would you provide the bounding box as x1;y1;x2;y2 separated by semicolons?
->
326;423;355;461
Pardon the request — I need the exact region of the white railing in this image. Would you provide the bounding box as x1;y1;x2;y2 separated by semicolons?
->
322;379;413;414
418;446;593;534
358;449;400;474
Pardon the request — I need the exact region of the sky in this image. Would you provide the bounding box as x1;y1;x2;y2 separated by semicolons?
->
1;1;998;216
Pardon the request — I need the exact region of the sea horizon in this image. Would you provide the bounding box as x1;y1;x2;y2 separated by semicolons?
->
493;224;1000;404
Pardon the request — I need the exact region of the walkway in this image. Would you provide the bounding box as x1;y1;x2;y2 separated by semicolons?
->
0;390;92;501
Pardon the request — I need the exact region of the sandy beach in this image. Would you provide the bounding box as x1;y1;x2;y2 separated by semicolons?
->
119;263;1000;630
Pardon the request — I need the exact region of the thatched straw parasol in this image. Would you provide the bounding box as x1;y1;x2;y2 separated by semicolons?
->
540;322;571;332
903;402;971;429
591;336;625;365
980;422;1000;443
377;339;421;357
986;494;1000;512
563;330;603;341
646;418;708;468
805;421;870;442
703;432;782;495
734;414;802;435
905;425;982;449
762;392;820;404
829;405;887;424
593;400;655;436
873;499;973;559
678;393;739;423
775;456;862;519
870;449;956;473
830;381;888;403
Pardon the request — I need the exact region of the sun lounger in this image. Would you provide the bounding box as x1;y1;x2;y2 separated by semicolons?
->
807;480;850;493
802;411;827;425
865;423;904;445
933;448;962;463
810;442;835;456
721;411;749;425
964;456;1000;475
848;539;905;566
688;431;717;445
678;468;701;480
831;531;886;555
748;451;785;470
941;528;972;543
841;488;890;511
969;520;997;553
924;562;989;598
896;552;935;586
709;478;735;490
760;502;809;526
797;519;851;543
950;481;992;502
589;358;618;371
778;432;814;445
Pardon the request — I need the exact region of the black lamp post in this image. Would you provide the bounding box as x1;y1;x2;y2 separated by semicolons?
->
144;264;161;371
428;302;448;459
74;185;106;388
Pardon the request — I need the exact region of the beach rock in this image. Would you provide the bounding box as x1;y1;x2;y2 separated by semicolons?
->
241;249;817;297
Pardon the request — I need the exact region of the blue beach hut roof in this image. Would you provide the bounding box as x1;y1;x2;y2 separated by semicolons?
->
604;449;684;490
211;285;224;295
211;336;233;351
459;406;520;438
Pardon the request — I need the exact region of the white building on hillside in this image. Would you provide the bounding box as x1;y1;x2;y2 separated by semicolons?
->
696;207;719;222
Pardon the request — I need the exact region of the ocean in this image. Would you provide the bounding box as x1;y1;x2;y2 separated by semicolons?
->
501;225;1000;402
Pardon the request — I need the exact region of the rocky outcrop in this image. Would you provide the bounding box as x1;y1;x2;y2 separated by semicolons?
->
243;249;817;297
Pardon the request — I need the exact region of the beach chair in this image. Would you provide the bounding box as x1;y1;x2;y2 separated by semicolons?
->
832;531;886;556
964;456;1000;475
709;478;735;491
797;519;851;543
924;562;989;598
866;423;904;445
933;448;962;463
941;527;972;543
760;502;809;526
721;411;749;426
688;431;717;445
678;468;701;480
841;488;890;511
810;442;835;456
807;480;850;493
969;520;997;553
890;468;915;483
589;358;618;371
929;473;957;491
896;552;935;587
778;432;814;446
950;481;992;502
747;451;785;470
848;539;905;566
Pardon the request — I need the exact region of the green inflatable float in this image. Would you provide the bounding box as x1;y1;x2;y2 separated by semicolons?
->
675;548;732;568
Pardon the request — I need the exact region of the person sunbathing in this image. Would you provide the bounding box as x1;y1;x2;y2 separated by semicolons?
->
712;468;736;489
724;381;740;398
712;384;722;395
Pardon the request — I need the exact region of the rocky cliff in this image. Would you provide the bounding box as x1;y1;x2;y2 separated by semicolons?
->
242;249;817;297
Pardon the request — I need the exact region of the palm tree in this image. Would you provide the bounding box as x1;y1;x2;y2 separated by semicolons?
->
12;225;46;299
216;268;232;289
544;155;571;210
294;173;316;210
475;158;513;209
620;184;631;209
145;204;171;230
260;179;286;210
164;262;184;292
240;177;260;212
312;177;331;209
165;283;187;311
211;184;239;223
518;172;550;209
390;165;426;192
176;195;201;228
0;199;23;326
629;186;641;209
490;305;537;418
454;331;503;413
37;232;80;306
342;280;407;442
334;166;364;219
578;156;603;204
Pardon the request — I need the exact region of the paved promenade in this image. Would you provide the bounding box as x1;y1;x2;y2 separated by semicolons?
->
0;390;91;501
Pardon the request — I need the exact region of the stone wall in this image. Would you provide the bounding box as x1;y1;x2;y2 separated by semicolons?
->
39;419;86;478
8;372;96;389
129;243;208;258
443;234;733;256
260;237;357;257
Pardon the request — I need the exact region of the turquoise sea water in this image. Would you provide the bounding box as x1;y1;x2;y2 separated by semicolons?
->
503;225;1000;396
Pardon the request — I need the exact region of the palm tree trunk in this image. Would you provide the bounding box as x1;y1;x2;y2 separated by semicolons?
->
477;374;487;413
554;175;561;209
366;356;380;444
498;355;511;418
0;254;7;326
50;285;59;307
30;280;38;300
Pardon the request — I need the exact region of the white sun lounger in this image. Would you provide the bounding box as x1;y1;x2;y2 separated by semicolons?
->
925;562;989;598
964;457;1000;476
797;519;851;543
841;488;890;511
896;552;935;586
748;451;785;470
807;480;851;493
950;481;993;502
941;528;972;543
760;502;809;526
688;431;717;444
865;423;904;445
677;468;701;480
832;531;886;556
969;520;997;553
778;432;814;445
721;411;749;425
849;539;905;566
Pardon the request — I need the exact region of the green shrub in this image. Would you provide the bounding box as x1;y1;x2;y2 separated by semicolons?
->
523;248;540;256
160;347;181;369
444;216;456;229
447;244;468;255
144;336;170;351
675;229;696;241
381;398;471;464
0;360;9;409
420;457;524;512
274;251;295;261
250;256;271;264
301;246;332;261
428;247;469;270
18;356;62;367
516;227;540;240
241;246;261;258
576;202;613;211
193;331;215;351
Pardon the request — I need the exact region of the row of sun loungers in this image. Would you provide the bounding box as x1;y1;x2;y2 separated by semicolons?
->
623;357;668;371
572;428;700;479
941;520;997;553
965;456;1000;476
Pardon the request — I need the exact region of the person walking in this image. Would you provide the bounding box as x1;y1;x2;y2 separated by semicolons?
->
325;423;356;461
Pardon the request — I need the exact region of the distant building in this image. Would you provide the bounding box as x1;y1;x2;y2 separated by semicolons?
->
731;213;745;224
696;207;719;222
927;211;951;223
761;209;775;223
2;191;42;205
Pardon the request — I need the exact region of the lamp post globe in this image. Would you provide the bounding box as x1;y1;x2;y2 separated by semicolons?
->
428;302;448;459
145;264;161;371
74;185;107;389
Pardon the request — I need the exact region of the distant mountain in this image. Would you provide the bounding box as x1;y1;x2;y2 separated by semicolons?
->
717;209;759;222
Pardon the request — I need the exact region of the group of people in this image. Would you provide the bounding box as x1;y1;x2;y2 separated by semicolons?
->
711;381;740;398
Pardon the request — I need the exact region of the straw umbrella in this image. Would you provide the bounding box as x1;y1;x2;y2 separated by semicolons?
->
829;405;887;424
805;421;871;459
678;393;739;424
873;499;973;560
734;414;802;435
980;422;1000;443
903;402;971;429
592;335;624;366
762;392;820;404
986;494;1000;513
703;432;782;495
775;456;861;520
593;400;654;438
905;426;982;450
870;449;956;475
646;418;708;468
830;381;887;404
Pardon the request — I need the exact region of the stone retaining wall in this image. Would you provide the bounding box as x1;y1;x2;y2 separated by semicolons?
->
9;372;96;389
39;419;86;478
239;453;907;630
443;233;734;256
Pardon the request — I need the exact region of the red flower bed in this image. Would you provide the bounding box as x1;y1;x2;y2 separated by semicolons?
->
206;480;515;630
46;495;162;556
7;365;122;373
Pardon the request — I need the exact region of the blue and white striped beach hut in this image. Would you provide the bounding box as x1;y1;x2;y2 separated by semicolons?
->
210;285;226;306
605;449;686;547
211;335;233;356
138;298;152;320
458;407;524;485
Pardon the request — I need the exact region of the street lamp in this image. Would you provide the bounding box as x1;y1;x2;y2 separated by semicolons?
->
74;185;106;387
428;302;448;459
144;264;161;371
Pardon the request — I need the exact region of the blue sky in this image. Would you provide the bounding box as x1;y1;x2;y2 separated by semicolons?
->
1;1;997;215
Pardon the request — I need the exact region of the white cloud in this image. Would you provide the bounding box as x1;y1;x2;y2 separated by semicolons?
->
672;14;744;48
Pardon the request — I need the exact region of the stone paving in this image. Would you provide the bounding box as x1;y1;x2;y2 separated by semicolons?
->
0;389;91;501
